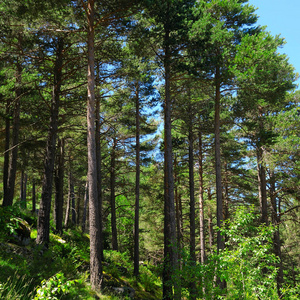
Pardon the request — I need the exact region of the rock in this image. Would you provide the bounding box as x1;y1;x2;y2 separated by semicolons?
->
111;286;135;298
11;217;31;246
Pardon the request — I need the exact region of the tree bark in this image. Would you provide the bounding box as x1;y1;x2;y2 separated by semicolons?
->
174;155;182;269
2;98;11;206
64;171;71;228
5;61;22;206
36;37;63;246
257;147;268;225
95;84;103;260
163;18;180;299
82;181;89;233
257;107;268;225
207;191;213;253
214;66;226;290
54;138;65;234
270;171;283;296
224;163;230;222
188;123;196;300
20;170;27;208
198;130;205;264
70;174;76;225
32;178;36;213
214;66;224;254
134;84;140;276
110;136;118;251
86;0;103;290
76;189;81;226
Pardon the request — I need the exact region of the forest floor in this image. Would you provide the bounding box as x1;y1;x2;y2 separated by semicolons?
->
0;206;162;299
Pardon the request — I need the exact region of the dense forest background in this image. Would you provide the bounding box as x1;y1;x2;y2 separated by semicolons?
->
0;0;299;299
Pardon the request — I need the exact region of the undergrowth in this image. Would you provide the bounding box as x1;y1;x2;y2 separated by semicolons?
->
0;204;162;299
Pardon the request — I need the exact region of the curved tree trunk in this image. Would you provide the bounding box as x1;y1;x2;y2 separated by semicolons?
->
64;170;71;229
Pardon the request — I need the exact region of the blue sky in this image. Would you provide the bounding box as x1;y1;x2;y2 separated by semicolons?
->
249;0;300;88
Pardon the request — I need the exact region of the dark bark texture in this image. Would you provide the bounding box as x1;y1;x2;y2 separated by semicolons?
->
86;0;103;290
36;37;63;246
110;136;118;251
163;22;180;299
134;86;140;277
54;138;65;233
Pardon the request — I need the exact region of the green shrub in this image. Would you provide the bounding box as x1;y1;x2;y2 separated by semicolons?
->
217;206;279;299
139;265;160;293
34;272;77;300
0;206;21;239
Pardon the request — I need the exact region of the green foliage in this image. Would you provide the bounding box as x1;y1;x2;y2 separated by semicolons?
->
104;250;133;273
0;273;33;300
34;272;77;300
218;207;279;299
0;205;25;240
138;265;161;293
176;207;284;299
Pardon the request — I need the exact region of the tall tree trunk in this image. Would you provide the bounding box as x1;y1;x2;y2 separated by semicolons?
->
32;178;36;213
223;163;229;222
2;98;11;206
198;130;206;296
95;84;103;260
188;123;196;300
270;171;283;296
36;37;63;246
64;172;71;228
20;170;27;208
110;136;118;251
257;107;268;225
134;84;140;276
23;172;27;207
54;138;65;234
76;188;81;226
174;155;182;269
208;207;213;253
163;20;180;299
71;180;76;225
214;66;226;290
5;61;22;206
82;181;89;233
86;0;103;290
257;147;268;225
198;130;205;264
214;66;224;254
